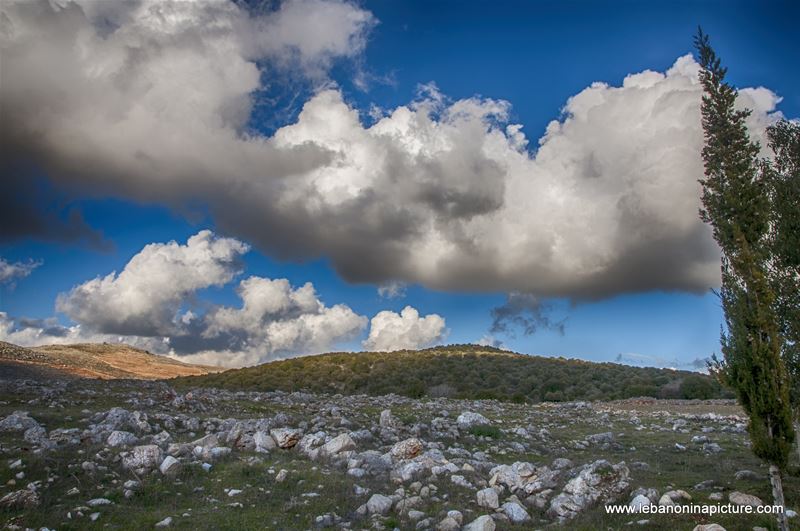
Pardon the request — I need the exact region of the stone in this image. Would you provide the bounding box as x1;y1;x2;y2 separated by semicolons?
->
501;501;531;523
692;525;726;531
447;510;463;525
319;433;355;457
275;469;288;482
586;432;614;445
154;516;173;527
629;494;652;512
0;489;40;509
457;411;490;429
729;491;763;508
437;517;460;531
122;445;163;474
159;456;181;476
390;438;423;460
547;460;631;522
462;515;496;531
87;498;113;507
476;487;499;509
366;493;393;515
0;411;39;432
659;490;692;506
254;431;277;452
380;409;397;428
408;510;426;521
107;430;138;448
270;428;302;449
734;470;761;481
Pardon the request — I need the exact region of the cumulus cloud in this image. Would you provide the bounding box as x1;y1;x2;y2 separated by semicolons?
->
363;306;447;351
193;276;367;365
1;230;378;367
1;0;789;300
55;230;249;336
0;257;41;286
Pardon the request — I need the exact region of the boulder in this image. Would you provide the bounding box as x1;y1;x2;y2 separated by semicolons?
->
728;491;762;508
319;433;356;457
629;494;652;512
0;489;40;509
270;427;302;449
463;515;496;531
457;412;490;429
380;409;397;428
501;501;531;523
476;487;500;509
547;460;630;522
0;411;39;432
254;430;276;452
390;438;423;460
107;430;138;448
159;456;181;476
122;445;163;474
366;493;393;515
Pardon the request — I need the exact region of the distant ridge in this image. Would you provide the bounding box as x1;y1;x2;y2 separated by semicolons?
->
176;344;731;402
0;341;224;380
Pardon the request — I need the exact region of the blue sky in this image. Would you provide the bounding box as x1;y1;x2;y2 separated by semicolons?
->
1;0;797;368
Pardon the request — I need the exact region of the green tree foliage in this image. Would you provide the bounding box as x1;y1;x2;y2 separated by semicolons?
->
764;120;800;412
695;28;794;530
175;344;729;403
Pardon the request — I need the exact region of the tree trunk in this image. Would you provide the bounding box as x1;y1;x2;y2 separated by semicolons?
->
769;464;789;531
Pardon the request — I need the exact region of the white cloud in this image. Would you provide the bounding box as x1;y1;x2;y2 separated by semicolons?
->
199;276;367;365
2;230;372;367
0;257;41;285
363;306;447;351
56;230;249;336
1;0;789;300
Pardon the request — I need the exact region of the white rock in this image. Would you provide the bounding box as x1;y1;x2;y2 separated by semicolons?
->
629;494;651;512
476;487;499;510
122;445;163;474
106;431;138;448
159;456;181;476
463;515;496;531
457;412;490;429
319;433;355;457
728;491;762;507
275;469;288;482
87;498;113;507
692;525;726;531
154;516;173;527
380;409;397;428
253;431;276;452
502;501;531;523
366;493;393;515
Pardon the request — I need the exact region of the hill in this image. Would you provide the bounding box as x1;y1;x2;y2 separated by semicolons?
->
0;341;224;380
176;344;731;402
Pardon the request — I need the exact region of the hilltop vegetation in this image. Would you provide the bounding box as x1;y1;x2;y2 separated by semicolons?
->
176;344;731;402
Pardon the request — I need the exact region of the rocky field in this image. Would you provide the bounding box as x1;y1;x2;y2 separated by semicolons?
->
0;376;798;531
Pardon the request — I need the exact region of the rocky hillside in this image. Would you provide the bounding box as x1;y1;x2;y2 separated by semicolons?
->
0;341;223;380
178;344;730;402
0;376;795;530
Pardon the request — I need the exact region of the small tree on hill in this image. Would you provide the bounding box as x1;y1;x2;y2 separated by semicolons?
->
695;29;794;531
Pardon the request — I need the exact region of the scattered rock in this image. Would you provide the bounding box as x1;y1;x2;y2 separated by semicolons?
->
0;489;40;509
457;411;490;429
729;491;763;508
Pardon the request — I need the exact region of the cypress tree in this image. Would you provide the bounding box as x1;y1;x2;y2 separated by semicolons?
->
695;29;794;531
765;119;800;459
